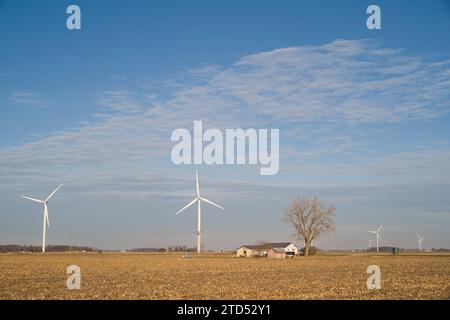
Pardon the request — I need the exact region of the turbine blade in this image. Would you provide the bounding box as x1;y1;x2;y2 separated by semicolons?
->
176;198;197;215
368;231;376;234
377;225;383;232
377;233;381;241
196;170;200;197
46;184;63;202
200;197;224;210
22;196;44;203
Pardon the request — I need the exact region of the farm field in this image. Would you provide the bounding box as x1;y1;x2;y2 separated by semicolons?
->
0;252;449;300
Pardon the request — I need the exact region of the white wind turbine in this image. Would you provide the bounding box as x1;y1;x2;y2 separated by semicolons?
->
22;184;63;253
416;234;427;252
367;238;374;249
368;225;383;252
176;171;223;253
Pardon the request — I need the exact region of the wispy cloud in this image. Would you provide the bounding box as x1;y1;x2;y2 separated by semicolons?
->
1;39;450;197
111;74;127;81
96;89;143;113
9;91;45;106
203;39;449;124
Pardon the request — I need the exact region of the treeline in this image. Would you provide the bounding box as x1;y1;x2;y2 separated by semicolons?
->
167;245;196;252
128;245;197;252
1;245;196;253
127;247;167;252
0;245;96;253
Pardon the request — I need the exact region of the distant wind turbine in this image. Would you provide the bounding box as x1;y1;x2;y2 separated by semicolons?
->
22;184;63;253
416;234;427;252
176;171;223;253
368;225;383;252
367;238;374;249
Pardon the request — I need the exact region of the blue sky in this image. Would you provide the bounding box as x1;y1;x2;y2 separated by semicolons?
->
0;0;449;250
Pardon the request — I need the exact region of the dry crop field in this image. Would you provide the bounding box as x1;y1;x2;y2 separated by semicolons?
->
0;252;449;299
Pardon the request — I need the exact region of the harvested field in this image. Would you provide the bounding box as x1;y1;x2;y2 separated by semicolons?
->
0;252;449;299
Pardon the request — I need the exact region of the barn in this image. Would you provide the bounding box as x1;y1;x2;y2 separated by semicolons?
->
236;245;267;257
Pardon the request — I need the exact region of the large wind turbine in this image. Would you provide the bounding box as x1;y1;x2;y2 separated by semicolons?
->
176;171;223;253
416;234;427;252
22;184;63;253
368;225;383;252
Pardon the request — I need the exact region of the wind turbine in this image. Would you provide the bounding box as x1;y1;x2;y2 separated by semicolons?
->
368;225;383;252
416;234;427;252
367;238;374;250
22;184;63;253
176;171;223;253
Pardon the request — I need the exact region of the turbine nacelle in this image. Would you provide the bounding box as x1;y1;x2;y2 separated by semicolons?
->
417;234;426;241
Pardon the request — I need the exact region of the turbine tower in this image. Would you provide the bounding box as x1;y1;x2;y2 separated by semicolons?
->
176;171;223;253
416;234;427;252
22;184;63;253
368;225;383;252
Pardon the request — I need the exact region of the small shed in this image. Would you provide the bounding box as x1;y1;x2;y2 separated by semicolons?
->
267;248;287;259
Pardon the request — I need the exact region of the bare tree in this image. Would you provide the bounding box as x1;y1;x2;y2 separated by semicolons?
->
283;196;335;256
